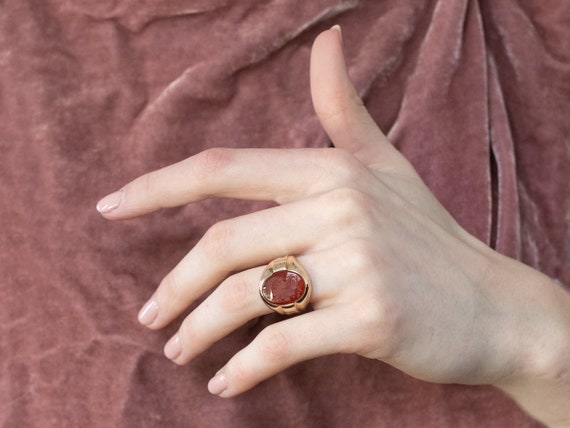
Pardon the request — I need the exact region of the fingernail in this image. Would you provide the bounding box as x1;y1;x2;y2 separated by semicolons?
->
137;298;158;326
208;371;228;395
331;24;343;46
96;189;124;214
164;333;182;360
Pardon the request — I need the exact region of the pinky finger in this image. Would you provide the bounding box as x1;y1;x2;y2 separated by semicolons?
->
207;307;354;397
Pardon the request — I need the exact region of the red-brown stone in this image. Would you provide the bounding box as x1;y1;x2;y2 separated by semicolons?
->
261;270;305;305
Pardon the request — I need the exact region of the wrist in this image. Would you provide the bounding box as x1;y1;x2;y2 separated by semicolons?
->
489;255;570;426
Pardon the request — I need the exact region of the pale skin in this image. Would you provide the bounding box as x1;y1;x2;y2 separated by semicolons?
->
97;27;570;427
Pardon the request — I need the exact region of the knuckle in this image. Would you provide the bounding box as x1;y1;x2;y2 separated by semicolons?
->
355;294;401;358
325;150;363;183
226;357;251;388
356;277;402;358
341;186;371;209
357;299;389;332
200;220;233;259
346;239;396;291
217;272;251;311
193;147;233;182
161;269;185;300
257;327;292;364
177;315;207;357
328;225;400;359
344;239;377;272
323;187;376;229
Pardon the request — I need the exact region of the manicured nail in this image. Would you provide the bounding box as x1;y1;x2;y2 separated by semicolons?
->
331;24;343;46
96;189;124;214
208;371;228;395
164;333;182;360
137;298;158;326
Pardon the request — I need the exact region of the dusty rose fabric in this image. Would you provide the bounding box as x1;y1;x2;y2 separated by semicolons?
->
1;0;568;426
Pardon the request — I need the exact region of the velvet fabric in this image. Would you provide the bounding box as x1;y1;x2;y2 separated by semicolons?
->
1;0;568;426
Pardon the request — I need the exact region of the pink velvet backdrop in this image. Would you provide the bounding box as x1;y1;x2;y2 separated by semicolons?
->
1;0;568;426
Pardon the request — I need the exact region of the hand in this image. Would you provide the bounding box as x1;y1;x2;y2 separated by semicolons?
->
97;26;570;425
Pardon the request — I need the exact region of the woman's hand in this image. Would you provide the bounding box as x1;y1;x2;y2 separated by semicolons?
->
97;27;570;426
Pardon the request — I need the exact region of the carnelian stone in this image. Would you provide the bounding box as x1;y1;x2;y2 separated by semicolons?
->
262;270;305;305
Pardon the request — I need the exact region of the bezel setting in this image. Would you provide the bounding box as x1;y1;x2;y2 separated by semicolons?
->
259;256;312;315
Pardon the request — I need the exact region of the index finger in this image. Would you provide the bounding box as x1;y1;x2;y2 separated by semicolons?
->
96;147;370;220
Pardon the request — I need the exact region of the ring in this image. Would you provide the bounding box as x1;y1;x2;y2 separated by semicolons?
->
259;256;312;315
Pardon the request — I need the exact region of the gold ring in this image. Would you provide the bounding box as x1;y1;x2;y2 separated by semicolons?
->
259;256;312;315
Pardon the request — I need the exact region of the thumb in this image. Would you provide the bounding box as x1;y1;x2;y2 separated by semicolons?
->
310;26;409;172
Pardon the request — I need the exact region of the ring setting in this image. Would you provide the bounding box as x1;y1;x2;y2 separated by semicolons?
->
259;256;312;315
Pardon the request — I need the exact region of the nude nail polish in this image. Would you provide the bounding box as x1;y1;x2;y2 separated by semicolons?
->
137;298;158;326
96;189;124;214
208;371;228;395
164;333;182;360
331;24;343;47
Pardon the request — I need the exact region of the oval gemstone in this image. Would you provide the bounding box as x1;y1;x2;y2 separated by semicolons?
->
261;270;305;305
